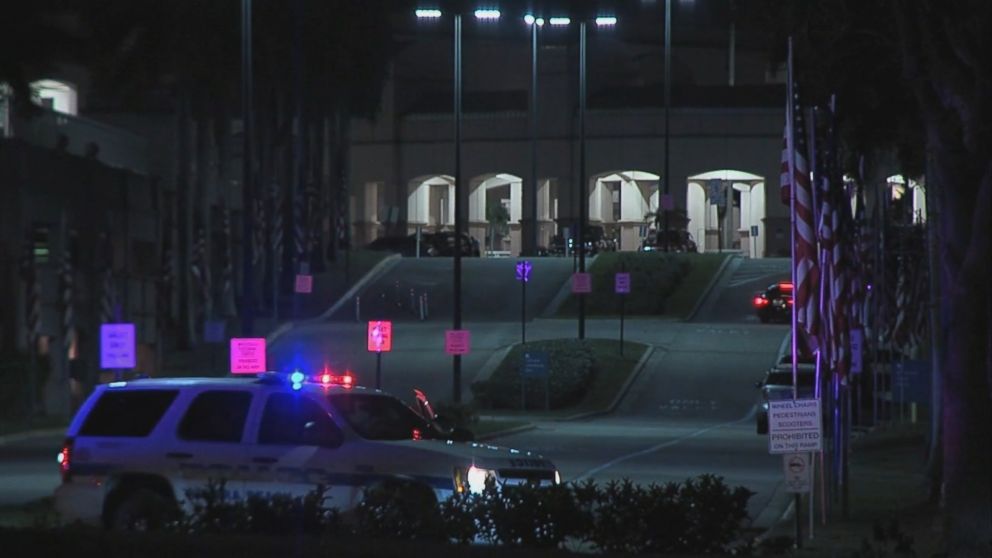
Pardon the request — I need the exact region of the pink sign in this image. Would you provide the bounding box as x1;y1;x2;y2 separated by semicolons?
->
445;330;471;355
295;274;313;294
367;321;393;352
572;272;592;294
100;323;136;369
615;272;631;294
230;338;267;374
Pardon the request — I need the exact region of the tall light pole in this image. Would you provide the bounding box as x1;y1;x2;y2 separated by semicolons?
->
241;0;255;335
525;15;544;257
578;19;587;340
663;0;671;251
576;15;617;340
417;7;500;403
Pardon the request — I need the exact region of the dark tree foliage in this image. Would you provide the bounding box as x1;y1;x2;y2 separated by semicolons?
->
742;1;991;554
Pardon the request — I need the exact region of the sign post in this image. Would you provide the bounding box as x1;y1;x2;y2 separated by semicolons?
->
100;323;136;381
615;265;631;355
229;338;267;374
515;260;532;344
769;398;822;547
367;321;393;389
520;351;550;410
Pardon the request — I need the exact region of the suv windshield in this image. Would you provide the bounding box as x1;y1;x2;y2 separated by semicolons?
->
327;393;428;441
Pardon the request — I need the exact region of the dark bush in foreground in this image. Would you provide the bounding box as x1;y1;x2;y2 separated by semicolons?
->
174;474;753;555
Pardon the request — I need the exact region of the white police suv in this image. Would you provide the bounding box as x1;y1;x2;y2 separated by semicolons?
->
54;371;560;529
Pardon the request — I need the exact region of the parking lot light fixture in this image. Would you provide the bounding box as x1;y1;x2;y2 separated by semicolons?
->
596;16;618;26
474;9;500;20
416;8;442;19
549;17;570;26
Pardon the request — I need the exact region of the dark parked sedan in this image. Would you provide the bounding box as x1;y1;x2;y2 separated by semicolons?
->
753;282;793;323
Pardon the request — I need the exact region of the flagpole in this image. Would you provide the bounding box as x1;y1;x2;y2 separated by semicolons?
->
786;36;802;548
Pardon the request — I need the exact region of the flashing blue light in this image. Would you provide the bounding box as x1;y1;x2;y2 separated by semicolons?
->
292;382;303;391
290;370;306;384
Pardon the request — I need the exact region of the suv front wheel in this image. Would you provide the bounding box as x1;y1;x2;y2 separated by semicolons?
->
107;487;178;531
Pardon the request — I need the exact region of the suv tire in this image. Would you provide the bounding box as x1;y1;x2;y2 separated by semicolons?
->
108;487;177;531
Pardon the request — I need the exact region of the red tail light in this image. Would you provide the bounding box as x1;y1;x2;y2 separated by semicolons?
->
412;428;422;441
753;296;769;307
57;437;74;482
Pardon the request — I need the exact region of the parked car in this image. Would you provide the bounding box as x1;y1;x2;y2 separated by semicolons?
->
54;372;559;529
641;230;698;253
366;232;480;257
753;282;793;323
755;367;816;434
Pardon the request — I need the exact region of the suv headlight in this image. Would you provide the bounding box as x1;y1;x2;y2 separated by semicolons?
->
454;465;496;494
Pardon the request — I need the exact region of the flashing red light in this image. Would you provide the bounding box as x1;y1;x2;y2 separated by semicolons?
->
753;296;769;307
319;371;355;388
412;428;422;441
57;438;73;482
778;282;794;292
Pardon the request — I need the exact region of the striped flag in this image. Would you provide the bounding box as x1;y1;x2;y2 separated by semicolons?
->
99;231;116;324
782;40;819;339
270;184;284;273
253;195;266;269
19;229;41;351
220;205;236;317
158;207;174;329
59;228;76;359
190;219;212;320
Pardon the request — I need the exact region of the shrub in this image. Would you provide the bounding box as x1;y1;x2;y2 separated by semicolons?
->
353;480;444;541
471;339;596;410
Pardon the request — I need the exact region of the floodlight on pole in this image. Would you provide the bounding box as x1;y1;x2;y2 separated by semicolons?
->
474;9;500;20
416;8;442;19
549;17;571;26
524;14;545;26
595;16;617;26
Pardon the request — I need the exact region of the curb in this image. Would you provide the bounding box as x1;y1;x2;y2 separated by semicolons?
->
685;253;738;322
265;254;401;346
538;254;598;318
0;427;66;446
476;423;538;442
560;344;656;421
318;253;402;322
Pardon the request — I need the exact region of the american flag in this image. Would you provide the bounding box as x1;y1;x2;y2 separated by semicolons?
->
220;205;236;317
20;229;41;351
781;40;819;339
190;219;212;321
158;207;174;330
59;227;76;359
99;231;116;324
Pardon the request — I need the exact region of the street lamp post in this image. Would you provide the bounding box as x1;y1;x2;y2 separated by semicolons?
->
453;12;463;403
241;0;255;335
578;19;587;340
527;15;541;257
663;0;671;251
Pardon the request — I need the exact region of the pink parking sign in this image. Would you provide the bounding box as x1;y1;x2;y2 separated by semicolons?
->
445;330;471;355
230;338;266;374
615;272;631;294
295;274;313;294
572;272;592;294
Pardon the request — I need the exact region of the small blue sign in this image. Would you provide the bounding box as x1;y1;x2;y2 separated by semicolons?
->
520;351;550;378
893;359;931;405
515;260;532;282
750;225;759;237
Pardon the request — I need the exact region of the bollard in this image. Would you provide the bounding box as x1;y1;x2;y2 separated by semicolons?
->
423;291;429;318
355;295;361;322
409;288;416;314
419;293;426;321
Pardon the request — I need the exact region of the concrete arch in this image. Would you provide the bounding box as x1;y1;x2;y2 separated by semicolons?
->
687;169;766;257
407;174;454;233
467;173;523;255
589;170;660;251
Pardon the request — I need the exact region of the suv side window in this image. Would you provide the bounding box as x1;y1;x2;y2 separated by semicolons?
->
177;390;252;443
79;390;179;437
258;393;343;448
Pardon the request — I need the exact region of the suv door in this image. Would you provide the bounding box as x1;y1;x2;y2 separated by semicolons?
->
244;392;357;508
164;389;254;503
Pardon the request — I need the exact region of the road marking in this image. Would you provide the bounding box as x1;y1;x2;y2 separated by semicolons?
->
572;407;758;481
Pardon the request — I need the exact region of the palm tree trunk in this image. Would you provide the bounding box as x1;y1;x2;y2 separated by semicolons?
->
176;90;194;349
